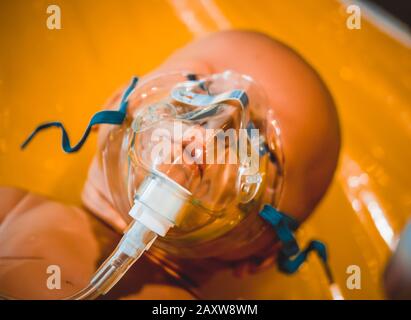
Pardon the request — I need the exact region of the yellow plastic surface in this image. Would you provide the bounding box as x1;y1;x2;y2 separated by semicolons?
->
0;0;410;299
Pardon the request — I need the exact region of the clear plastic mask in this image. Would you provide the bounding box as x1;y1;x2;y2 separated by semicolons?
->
102;71;284;258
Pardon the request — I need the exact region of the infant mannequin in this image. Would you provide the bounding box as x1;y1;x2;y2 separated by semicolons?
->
0;30;340;299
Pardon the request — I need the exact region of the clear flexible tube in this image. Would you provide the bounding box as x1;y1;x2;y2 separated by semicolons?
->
1;174;187;300
0;219;157;300
66;220;157;300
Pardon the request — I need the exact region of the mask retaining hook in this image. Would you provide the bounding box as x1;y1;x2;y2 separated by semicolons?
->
259;204;335;284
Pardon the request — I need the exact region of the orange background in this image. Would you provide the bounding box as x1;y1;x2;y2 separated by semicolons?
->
0;0;410;299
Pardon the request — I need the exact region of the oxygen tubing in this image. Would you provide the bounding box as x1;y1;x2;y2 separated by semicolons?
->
0;219;157;300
